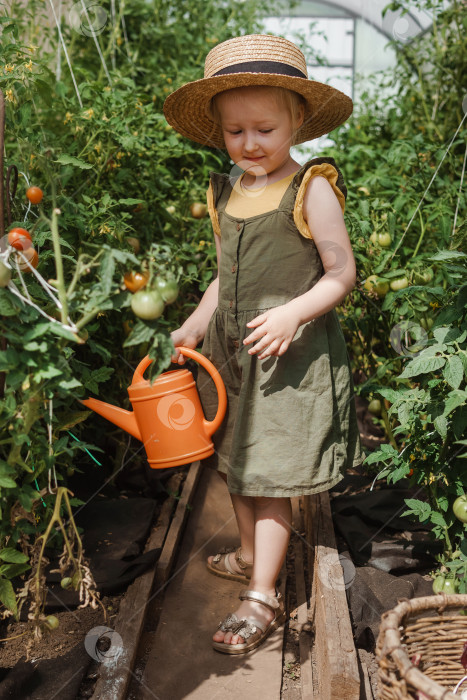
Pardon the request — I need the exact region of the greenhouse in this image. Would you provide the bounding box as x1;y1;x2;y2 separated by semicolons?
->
0;1;465;698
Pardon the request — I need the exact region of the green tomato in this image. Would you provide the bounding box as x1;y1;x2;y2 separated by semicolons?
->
44;615;59;630
369;232;392;247
432;575;446;594
377;232;392;248
390;276;409;291
441;577;459;594
453;495;467;523
0;261;12;287
368;399;382;416
419;317;434;331
155;278;179;304
131;290;165;320
413;268;433;285
364;275;390;298
60;577;73;590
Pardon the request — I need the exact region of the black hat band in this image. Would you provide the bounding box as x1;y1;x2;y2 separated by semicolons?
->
213;60;307;80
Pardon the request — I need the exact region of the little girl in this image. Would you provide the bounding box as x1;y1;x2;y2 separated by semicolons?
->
164;33;364;654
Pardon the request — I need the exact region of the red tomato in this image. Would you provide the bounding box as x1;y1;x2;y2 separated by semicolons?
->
16;246;39;271
26;186;43;205
124;271;149;293
8;227;32;251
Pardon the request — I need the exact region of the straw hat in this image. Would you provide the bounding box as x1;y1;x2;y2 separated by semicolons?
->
163;34;353;148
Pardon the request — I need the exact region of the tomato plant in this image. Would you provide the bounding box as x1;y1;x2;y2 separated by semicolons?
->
0;0;272;631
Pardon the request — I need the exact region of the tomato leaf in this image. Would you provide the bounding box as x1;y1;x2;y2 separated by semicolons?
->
0;476;17;488
0;548;28;564
54;154;93;170
99;251;115;296
118;198;145;206
122;320;155;348
399;355;446;378
433;414;448;439
444;356;464;390
0;579;17;615
430;511;448;528
402;498;431;522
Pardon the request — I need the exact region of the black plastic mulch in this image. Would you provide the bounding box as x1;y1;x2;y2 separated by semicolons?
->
330;473;440;652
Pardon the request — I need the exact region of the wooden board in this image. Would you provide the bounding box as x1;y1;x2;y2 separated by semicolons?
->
304;490;360;700
291;498;314;697
91;462;201;700
140;466;286;700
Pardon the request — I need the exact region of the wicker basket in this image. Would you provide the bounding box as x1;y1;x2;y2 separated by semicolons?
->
376;593;467;700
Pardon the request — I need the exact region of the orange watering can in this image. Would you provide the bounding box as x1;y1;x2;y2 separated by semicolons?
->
79;347;227;469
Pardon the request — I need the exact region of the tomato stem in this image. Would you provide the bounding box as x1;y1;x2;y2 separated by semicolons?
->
49;193;69;324
411;208;426;259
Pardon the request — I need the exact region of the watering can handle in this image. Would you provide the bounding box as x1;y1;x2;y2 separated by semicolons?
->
132;347;227;438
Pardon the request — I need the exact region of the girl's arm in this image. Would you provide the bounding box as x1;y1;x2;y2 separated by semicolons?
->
170;232;221;364
244;176;357;360
288;174;357;323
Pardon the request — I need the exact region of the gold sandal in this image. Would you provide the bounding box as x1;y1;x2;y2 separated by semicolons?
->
212;589;285;655
206;546;253;583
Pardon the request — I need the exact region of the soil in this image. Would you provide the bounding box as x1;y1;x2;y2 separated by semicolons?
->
0;595;121;667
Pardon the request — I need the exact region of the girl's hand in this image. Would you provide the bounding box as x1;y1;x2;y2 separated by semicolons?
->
170;327;200;365
243;305;301;360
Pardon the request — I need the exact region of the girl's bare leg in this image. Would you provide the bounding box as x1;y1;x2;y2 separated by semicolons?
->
213;496;292;645
207;473;255;572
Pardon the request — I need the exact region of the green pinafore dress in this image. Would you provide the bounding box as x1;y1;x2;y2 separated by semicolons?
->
196;156;365;498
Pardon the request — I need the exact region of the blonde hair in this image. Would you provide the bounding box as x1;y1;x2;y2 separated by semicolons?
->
209;86;306;146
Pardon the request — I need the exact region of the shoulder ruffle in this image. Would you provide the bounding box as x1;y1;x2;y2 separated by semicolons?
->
206;180;221;237
293;157;346;240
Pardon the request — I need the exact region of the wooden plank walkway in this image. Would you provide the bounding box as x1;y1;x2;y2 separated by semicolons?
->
305;491;360;700
140;466;286;700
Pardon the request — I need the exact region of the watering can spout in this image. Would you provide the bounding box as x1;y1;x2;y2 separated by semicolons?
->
79;398;142;441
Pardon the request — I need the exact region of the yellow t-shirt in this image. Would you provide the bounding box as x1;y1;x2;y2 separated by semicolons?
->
225;172;295;218
206;162;346;240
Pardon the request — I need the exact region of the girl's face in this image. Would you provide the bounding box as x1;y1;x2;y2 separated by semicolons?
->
215;87;302;183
